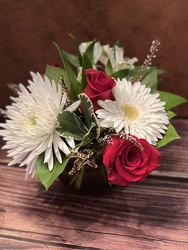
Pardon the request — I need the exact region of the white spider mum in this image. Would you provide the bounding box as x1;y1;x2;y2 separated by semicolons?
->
96;78;169;145
0;72;80;177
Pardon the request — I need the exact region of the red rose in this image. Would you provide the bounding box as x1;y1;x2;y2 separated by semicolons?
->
83;69;116;111
103;135;161;186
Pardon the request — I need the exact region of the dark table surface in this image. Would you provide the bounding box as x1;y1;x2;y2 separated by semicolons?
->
0;118;188;250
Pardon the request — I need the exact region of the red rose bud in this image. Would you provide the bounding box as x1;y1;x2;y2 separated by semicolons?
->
83;69;116;111
103;135;161;186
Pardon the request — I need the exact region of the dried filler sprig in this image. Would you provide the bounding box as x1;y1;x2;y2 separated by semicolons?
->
127;40;160;83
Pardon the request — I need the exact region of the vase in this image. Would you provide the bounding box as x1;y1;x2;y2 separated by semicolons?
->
59;161;111;193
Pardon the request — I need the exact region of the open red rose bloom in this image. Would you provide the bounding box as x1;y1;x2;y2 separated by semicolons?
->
83;69;116;111
102;135;161;186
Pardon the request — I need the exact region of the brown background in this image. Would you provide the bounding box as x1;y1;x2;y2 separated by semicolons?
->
0;0;188;117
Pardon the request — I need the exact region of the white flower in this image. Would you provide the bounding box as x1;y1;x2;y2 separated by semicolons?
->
99;44;115;67
0;72;80;177
99;45;138;72
79;41;102;64
96;78;169;145
78;41;137;73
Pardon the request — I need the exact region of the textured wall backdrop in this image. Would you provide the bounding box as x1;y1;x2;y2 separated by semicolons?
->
0;0;188;116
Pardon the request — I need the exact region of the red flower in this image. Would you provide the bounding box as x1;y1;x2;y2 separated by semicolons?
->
83;69;116;111
103;135;161;186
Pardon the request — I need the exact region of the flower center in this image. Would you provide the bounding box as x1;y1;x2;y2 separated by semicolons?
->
22;112;37;132
28;116;36;127
123;104;139;121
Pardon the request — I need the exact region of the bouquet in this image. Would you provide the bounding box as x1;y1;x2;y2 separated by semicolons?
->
0;35;187;191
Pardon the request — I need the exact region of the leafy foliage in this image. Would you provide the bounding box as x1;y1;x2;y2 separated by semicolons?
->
78;93;100;139
57;110;89;140
157;123;180;148
157;91;187;110
45;65;64;85
36;154;69;190
57;94;100;148
53;42;82;101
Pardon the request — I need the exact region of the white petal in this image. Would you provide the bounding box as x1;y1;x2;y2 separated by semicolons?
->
66;100;81;112
66;137;75;148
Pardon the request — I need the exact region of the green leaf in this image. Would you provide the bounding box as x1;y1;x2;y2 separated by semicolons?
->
129;65;142;76
114;39;121;47
130;66;153;76
36;154;69;190
156;123;180;148
79;93;100;138
57;95;100;148
111;69;129;79
80;122;96;147
57;111;88;140
53;42;82;101
130;67;165;91
167;110;176;120
140;67;165;91
85;40;96;64
106;59;113;75
68;33;82;65
79;93;94;128
142;68;159;90
45;65;64;85
81;53;93;90
157;91;188;110
61;50;80;68
157;69;166;75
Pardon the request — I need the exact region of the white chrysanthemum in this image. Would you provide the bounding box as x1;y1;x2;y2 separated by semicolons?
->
96;78;169;145
0;72;80;177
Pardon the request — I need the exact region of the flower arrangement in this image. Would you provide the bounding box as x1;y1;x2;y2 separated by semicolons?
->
0;35;187;191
